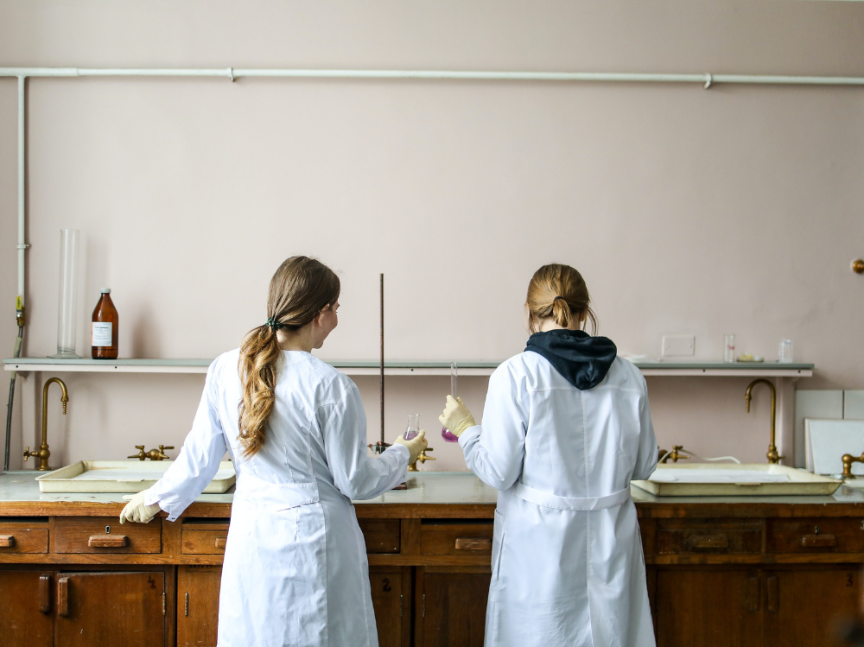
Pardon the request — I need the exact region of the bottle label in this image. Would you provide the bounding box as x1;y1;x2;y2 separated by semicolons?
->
92;322;113;347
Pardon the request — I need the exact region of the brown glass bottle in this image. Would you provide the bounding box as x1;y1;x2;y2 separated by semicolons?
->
91;288;118;359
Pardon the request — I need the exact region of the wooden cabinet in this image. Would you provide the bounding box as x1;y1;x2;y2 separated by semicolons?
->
764;567;860;647
0;570;53;647
415;567;491;647
370;567;412;647
54;571;167;646
178;566;222;647
655;568;762;647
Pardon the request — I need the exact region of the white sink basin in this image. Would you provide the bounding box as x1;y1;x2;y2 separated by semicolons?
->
35;460;235;493
632;463;841;497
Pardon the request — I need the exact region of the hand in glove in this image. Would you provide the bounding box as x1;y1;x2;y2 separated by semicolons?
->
119;490;162;524
439;396;476;438
393;430;428;464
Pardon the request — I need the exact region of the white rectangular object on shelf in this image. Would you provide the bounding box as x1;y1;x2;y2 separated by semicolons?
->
631;463;841;497
35;460;235;493
805;419;864;476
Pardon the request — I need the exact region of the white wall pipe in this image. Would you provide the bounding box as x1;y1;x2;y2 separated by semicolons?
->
2;67;864;85
3;64;862;344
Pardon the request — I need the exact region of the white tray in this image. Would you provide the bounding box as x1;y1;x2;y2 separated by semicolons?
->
35;460;236;493
631;463;842;497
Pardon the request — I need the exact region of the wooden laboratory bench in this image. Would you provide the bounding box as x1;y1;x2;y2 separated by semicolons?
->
2;471;864;647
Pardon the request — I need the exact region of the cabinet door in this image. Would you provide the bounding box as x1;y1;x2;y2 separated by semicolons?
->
655;569;762;647
764;567;860;647
177;566;222;647
54;571;165;647
416;567;491;647
370;567;411;647
0;570;53;647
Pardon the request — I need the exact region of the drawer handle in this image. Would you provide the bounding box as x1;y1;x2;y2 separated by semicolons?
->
0;534;15;548
215;537;227;549
88;535;128;548
455;538;492;551
58;577;69;617
39;574;52;614
688;534;730;549
800;534;837;548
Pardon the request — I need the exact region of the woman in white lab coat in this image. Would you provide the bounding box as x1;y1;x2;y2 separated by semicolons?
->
440;263;658;647
120;256;427;647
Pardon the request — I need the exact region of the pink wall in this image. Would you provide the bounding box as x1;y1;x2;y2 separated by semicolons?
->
1;1;863;471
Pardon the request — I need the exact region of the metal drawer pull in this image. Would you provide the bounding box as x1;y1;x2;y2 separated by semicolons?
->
455;538;492;551
88;535;128;548
0;535;15;548
800;534;836;548
215;537;227;549
58;577;70;617
688;534;729;549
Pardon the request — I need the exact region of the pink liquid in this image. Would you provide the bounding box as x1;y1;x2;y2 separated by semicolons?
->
441;426;459;442
404;431;418;441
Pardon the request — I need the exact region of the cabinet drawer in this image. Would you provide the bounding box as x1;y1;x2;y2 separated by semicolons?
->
657;520;762;555
768;519;864;553
421;521;493;556
55;517;162;554
0;522;49;554
182;526;229;555
358;519;400;554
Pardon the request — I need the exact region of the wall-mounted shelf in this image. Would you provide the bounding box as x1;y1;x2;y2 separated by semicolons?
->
3;357;814;378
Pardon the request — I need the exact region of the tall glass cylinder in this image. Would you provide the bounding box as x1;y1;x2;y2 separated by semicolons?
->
50;229;81;359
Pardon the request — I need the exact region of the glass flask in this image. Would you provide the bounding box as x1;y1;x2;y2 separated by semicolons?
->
441;362;459;442
404;413;420;441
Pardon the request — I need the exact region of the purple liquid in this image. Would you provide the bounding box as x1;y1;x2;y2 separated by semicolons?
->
404;431;418;441
441;426;459;442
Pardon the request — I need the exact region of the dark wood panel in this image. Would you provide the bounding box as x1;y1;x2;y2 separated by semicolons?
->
764;567;861;647
54;571;166;647
420;523;493;556
370;567;411;647
359;519;401;554
657;520;763;555
55;517;162;554
768;519;864;554
417;569;491;647
0;570;53;647
0;524;49;553
656;569;762;647
178;566;222;647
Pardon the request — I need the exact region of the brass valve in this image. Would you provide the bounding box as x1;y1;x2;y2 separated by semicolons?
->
659;445;690;464
842;452;864;479
128;445;174;461
408;447;435;472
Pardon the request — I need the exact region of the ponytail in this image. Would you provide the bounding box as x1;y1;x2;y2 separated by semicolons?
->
237;256;340;458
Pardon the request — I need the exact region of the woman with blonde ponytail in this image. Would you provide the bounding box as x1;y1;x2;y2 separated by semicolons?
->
440;263;658;647
120;256;427;647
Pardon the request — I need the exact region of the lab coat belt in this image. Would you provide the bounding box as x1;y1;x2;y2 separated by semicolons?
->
510;482;631;511
235;474;321;510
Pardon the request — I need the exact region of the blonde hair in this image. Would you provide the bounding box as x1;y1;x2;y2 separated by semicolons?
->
526;263;598;334
237;256;340;458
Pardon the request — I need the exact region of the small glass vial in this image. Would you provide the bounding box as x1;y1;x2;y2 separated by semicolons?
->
91;289;118;359
779;339;794;363
405;414;420;441
723;334;736;363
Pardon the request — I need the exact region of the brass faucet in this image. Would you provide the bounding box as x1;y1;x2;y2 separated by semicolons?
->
745;378;783;464
407;447;435;472
842;452;864;479
23;377;69;471
658;445;690;464
127;445;174;461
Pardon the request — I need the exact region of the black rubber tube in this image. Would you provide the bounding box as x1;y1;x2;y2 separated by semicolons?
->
4;326;23;472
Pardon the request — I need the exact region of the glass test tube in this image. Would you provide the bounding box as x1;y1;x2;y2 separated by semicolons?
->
441;362;459;442
51;229;82;359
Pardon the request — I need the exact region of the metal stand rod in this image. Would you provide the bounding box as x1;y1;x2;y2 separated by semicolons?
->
380;273;385;446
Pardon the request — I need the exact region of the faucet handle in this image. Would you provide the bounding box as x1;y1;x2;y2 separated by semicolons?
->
127;445;147;461
23;446;31;461
156;445;175;460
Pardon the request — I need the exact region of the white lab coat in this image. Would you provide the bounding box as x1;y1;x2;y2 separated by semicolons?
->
145;350;409;647
460;352;658;647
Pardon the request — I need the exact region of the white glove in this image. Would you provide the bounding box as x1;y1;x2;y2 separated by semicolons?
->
119;490;162;524
439;396;476;438
393;430;428;464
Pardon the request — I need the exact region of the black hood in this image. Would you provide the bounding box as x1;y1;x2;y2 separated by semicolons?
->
525;329;617;390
